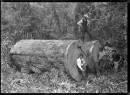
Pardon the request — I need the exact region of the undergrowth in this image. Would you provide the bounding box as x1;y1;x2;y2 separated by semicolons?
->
1;40;127;93
1;62;127;93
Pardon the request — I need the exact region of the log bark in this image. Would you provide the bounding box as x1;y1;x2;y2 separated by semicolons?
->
10;40;102;81
10;40;84;81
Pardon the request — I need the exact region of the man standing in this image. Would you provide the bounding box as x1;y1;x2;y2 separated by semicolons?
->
76;54;86;77
111;50;122;72
77;14;90;42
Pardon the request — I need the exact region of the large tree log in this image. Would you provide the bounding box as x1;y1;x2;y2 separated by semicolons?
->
10;40;102;81
10;40;84;81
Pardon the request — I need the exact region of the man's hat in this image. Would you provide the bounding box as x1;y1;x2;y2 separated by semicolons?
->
84;14;89;18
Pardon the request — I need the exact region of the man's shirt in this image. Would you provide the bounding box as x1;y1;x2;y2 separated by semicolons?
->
90;44;94;52
77;58;85;71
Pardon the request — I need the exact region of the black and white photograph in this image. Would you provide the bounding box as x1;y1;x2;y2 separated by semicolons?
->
1;2;127;93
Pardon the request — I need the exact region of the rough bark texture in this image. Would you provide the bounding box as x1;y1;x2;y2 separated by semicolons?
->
10;40;102;81
10;40;84;81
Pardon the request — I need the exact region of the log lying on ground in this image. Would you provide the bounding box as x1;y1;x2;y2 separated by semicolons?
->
10;40;84;81
10;40;102;81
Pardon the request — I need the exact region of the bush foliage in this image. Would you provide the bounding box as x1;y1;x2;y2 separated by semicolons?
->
1;2;127;49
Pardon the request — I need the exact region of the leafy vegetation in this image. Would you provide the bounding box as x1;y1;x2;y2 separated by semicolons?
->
1;2;127;93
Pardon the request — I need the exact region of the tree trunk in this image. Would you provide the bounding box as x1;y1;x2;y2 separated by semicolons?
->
51;3;62;37
10;40;102;81
10;40;84;81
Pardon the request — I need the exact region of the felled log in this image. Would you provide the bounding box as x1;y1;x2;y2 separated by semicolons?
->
10;40;102;81
10;40;85;81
